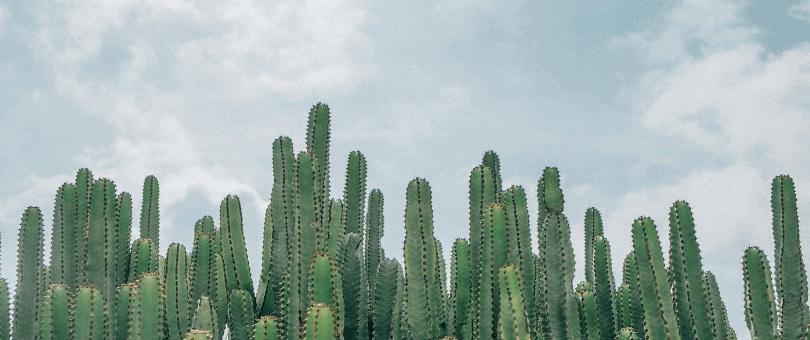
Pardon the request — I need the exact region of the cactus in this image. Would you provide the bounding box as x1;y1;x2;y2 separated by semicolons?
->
535;167;565;340
297;151;323;327
668;201;714;340
743;247;778;340
73;285;106;339
372;258;400;340
537;207;575;340
472;202;509;340
214;253;230;340
321;199;346;257
703;271;736;340
772;175;810;339
254;316;282;340
467;165;499;338
50;183;79;290
403;178;442;340
185;329;215;340
13;206;45;340
220;195;255;306
229;288;256;340
167;243;191;339
497;263;531;340
390;262;407;340
364;188;384;335
115;192;132;286
616;327;640;340
0;278;9;340
116;282;137;340
621;252;643;338
303;303;339;340
38;284;70;340
343;151;367;235
130;272;167;340
631;217;680;340
75;168;94;286
140;175;160;249
188;232;217;317
191;296;219;337
339;233;362;340
482;151;503;194
591;235;616;340
85;178;120;336
616;283;631;330
434;237;448;338
306;103;332;221
309;252;344;336
583;208;602;283
576;286;599;340
449;238;471;338
502;186;534;323
129;238;160;282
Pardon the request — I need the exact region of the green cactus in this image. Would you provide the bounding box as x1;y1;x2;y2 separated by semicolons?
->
185;329;215;340
583;208;603;283
497;263;531;340
214;253;230;340
129;238;160;282
772;175;810;339
435;237;448;338
449;238;471;339
472;202;509;340
339;233;362;340
668;201;714;340
140;175;160;249
50;183;79;290
390;261;407;340
73;285;106;339
343;150;366;235
309;252;344;336
590;235;616;340
703;271;736;340
364;188;384;335
188;232;217;318
616;327;640;340
576;286;599;340
190;296;219;337
38;284;70;340
631;217;680;340
220;195;255;306
403;178;442;340
86;178;120;336
358;249;371;340
115;192;132;286
743;247;778;340
615;283;631;330
116;282;137;340
303;303;339;340
254;316;282;340
229;288;256;340
621;252;643;338
296;150;323;331
13;206;45;340
468;165;499;338
195;215;216;235
321;199;346;257
0;278;9;340
372;258;400;340
75;168;94;286
305;103;332;212
167;243;191;339
482;151;503;194
130;272;167;340
502;185;534;327
535;167;565;340
537;211;575;340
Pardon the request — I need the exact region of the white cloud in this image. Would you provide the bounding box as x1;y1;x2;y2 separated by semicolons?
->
789;0;810;23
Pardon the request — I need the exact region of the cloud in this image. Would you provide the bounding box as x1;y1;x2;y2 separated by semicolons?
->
789;0;810;23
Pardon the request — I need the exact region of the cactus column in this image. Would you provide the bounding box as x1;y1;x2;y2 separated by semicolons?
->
13;207;45;340
631;217;680;340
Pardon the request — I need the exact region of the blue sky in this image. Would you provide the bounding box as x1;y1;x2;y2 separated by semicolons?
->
2;0;810;337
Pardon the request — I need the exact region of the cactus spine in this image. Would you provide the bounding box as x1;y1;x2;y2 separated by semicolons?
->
497;263;531;340
631;217;680;340
13;206;45;340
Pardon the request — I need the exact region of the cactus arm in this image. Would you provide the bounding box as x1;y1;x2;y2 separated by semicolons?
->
743;247;778;340
139;175;160;249
229;289;256;340
213;253;230;339
309;252;344;336
497;263;531;340
482;151;503;193
502;186;534;327
583;208;603;283
616;283;632;330
49;185;70;289
390;260;407;340
220;195;256;305
372;258;398;340
577;288;600;340
616;327;640;340
621;252;643;338
115;192;132;287
340;233;362;340
297;151;322;322
85;178;119;337
254;316;282;340
13;207;45;340
188;232;217;317
73;285;106;339
539;212;576;340
129;238;159;282
475;203;509;340
593;235;616;340
467;165;497;339
303;303;338;340
364;188;384;333
38;284;70;340
305;103;332;206
130;272;168;340
0;278;9;340
631;217;680;340
449;239;471;339
167;243;191;339
75;168;94;286
703;271;735;340
116;282;136;340
343;151;367;235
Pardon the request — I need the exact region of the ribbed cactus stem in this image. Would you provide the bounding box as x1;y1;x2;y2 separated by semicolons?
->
468;165;498;338
343;150;366;235
474;202;509;340
304;303;339;340
139;175;160;250
503;185;534;328
167;243;191;339
482;151;503;193
305;103;332;212
538;211;575;340
703;271;736;340
229;288;256;340
50;183;78;290
73;285;106;340
188;232;217;317
85;178;118;337
497;263;531;340
340;233;362;340
372;258;400;340
129;238;159;282
583;207;603;283
116;282;137;340
0;278;9;340
130;272;167;340
390;261;407;340
114;192;132;287
220;195;255;305
592;235;616;340
38;284;70;340
297;151;323;326
309;252;344;336
321;199;346;257
213;253;229;340
631;217;680;340
191;296;219;337
616;283;632;330
194;215;216;235
364;188;384;332
622;251;643;338
184;329;215;340
449;238;471;339
75;168;94;286
743;247;777;340
668;201;714;340
13;206;45;340
254;316;282;340
576;287;600;340
616;327;640;340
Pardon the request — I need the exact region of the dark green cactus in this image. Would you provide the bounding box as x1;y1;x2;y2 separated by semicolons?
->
188;232;217;318
297;150;323;331
305;103;332;212
129;238;160;282
0;278;9;340
703;271;736;340
583;207;603;283
668;201;714;340
537;211;575;340
115;192;132;287
449;238;471;339
303;303;339;340
616;283;632;330
390;261;407;340
497;263;531;340
73;285;106;339
13;206;45;340
482;151;503;194
592;235;616;340
372;258;400;340
309;252;344;336
616;327;640;340
772;175;810;339
167;243;191;339
190;296;219;338
358;249;371;340
213;253;230;340
743;247;777;340
229;288;256;340
467;165;498;338
75;168;94;286
434;237;448;338
622;252;643;338
339;233;362;340
38;284;70;340
576;286;599;340
130;272;167;340
85;178;119;336
631;217;680;340
364;188;384;336
219;195;255;307
535;167;565;340
502;185;534;328
117;282;137;340
343;150;367;235
403;178;442;340
254;316;281;340
473;202;509;340
185;329;215;340
50;183;79;290
140;175;160;249
194;215;216;235
321;199;346;257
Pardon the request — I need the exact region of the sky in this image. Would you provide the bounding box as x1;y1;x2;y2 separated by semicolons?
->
1;0;810;337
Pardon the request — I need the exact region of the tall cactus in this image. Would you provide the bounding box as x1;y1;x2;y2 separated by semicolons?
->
188;232;217;317
115;192;132;286
85;178;119;336
321;199;346;257
229;288;257;340
535;167;565;339
73;285;106;340
50;183;79;290
468;165;498;337
772;175;810;339
213;253;230;340
167;243;191;339
296;150;323;329
583;207;603;283
343;151;367;235
631;217;680;340
668;201;713;340
75;168;94;286
303;303;339;340
129;238;160;282
13;206;45;340
449;238;471;338
576;285;599;340
364;188;384;335
403;178;442;340
0;278;9;340
472;202;509;340
116;282;137;340
220;195;255;305
592;235;616;340
703;271;736;340
140;175;160;249
339;233;362;340
482;151;503;194
742;247;777;340
390;261;407;340
497;263;531;340
615;283;632;330
191;296;219;338
372;258;400;340
309;252;344;336
502;185;534;327
254;316;282;340
38;284;70;340
130;272;168;340
622;252;643;337
305;103;331;231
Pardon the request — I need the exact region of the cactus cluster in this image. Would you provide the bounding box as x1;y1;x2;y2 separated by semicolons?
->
5;102;807;340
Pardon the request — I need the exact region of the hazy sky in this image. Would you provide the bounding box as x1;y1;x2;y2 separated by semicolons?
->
2;0;810;337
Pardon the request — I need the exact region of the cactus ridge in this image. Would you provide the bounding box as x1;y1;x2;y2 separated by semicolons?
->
343;151;367;235
403;178;440;340
75;168;94;286
583;207;603;283
167;243;191;339
497;263;531;340
592;235;616;340
13;206;45;340
73;284;106;340
372;258;399;340
140;175;160;249
449;238;471;339
743;247;778;340
631;217;680;340
254;315;282;340
703;271;736;340
503;186;535;328
220;195;256;306
38;284;70;340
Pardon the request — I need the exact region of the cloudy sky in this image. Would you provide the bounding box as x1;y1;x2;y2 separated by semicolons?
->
2;0;810;336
